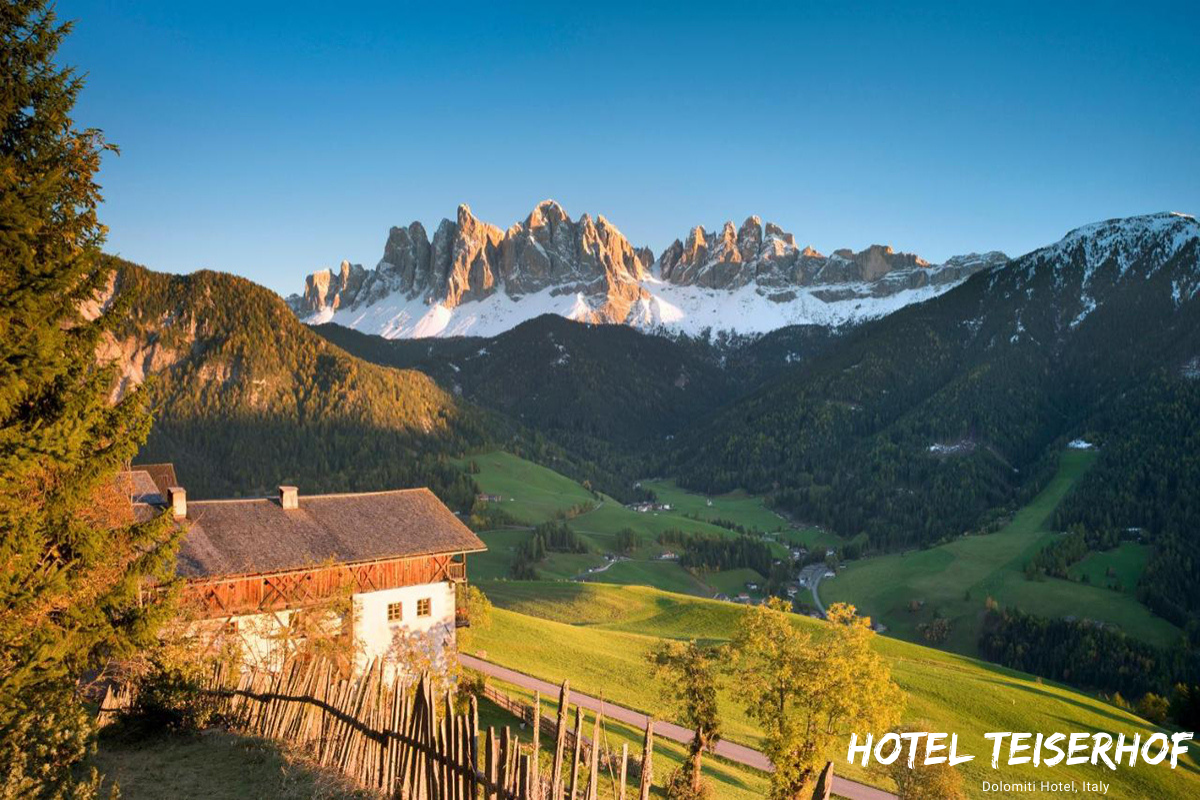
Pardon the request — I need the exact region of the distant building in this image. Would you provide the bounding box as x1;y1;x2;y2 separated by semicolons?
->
129;471;485;679
659;551;679;561
476;492;503;503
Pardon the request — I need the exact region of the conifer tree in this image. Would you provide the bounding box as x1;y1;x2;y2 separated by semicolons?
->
0;2;180;794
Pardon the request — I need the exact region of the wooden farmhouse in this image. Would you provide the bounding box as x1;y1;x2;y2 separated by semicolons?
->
128;469;485;678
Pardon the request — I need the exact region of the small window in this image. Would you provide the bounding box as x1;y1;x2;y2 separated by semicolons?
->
387;602;403;622
416;598;431;617
223;619;238;635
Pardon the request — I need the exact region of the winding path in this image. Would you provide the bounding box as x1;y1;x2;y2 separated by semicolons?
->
460;655;896;800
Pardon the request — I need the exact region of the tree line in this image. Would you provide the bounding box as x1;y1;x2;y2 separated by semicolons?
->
979;605;1200;731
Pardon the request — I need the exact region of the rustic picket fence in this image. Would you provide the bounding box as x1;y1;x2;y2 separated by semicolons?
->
187;658;655;799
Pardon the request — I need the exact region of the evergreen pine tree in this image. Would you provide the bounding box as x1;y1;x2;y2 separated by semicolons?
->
0;2;180;794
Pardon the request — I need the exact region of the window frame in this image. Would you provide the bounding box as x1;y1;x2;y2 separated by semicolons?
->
416;597;432;618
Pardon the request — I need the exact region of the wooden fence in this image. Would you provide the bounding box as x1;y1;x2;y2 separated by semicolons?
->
184;658;654;799
478;684;644;787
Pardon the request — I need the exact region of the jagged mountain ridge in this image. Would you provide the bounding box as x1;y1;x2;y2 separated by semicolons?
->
288;200;1007;339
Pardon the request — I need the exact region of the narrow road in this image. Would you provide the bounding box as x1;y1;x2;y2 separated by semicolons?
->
798;563;829;617
811;571;828;617
461;655;896;800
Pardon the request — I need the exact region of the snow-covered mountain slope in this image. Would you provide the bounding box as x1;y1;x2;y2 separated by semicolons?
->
307;267;999;339
289;200;1008;339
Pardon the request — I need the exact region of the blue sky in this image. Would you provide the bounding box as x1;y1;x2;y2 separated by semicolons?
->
60;1;1199;296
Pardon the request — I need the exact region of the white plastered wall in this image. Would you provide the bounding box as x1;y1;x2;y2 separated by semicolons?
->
353;581;457;680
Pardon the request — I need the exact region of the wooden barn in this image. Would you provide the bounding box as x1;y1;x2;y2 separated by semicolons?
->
128;471;485;677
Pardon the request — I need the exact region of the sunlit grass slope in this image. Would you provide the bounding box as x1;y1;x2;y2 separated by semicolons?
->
470;581;1200;799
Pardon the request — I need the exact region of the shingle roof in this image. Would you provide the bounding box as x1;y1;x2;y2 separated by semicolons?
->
133;463;178;497
121;470;164;505
173;488;485;579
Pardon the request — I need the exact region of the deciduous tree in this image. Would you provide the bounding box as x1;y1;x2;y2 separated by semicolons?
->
729;599;902;799
648;640;722;796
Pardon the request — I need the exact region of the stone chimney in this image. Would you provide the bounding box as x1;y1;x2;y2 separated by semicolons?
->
280;486;299;510
167;486;187;519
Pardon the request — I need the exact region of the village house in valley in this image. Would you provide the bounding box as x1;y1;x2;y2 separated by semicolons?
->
128;469;485;678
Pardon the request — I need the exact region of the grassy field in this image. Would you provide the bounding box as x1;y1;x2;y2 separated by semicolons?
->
701;566;766;597
460;451;832;592
93;730;369;799
821;450;1180;652
639;478;790;532
456;451;596;524
471;529;609;581
1068;541;1151;592
470;581;1200;799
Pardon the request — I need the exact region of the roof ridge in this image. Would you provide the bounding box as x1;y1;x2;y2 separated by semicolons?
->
186;487;434;505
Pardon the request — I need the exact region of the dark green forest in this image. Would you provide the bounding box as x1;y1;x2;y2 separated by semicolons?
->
979;605;1198;727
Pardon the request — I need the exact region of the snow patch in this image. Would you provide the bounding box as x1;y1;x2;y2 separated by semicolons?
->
1067;439;1095;450
1070;296;1097;328
305;271;974;339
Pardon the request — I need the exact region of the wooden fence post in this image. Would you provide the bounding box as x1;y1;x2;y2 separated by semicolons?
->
812;761;834;800
531;691;541;795
638;719;654;800
587;710;601;800
550;681;570;799
618;743;628;800
568;706;583;800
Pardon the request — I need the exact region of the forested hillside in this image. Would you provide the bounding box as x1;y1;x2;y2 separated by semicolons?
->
315;316;839;491
671;214;1200;556
103;258;494;507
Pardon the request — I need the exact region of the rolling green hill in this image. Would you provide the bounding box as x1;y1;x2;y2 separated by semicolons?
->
467;581;1200;799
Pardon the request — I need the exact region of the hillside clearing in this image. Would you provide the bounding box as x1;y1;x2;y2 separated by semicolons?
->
821;449;1180;652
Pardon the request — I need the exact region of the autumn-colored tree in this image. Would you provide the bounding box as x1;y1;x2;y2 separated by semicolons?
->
648;640;722;797
729;599;903;799
1137;692;1169;725
0;2;180;795
455;583;492;652
888;756;966;800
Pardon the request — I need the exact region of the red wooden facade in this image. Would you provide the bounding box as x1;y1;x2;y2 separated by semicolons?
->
180;553;467;618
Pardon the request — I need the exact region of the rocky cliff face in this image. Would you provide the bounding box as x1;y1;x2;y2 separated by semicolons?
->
656;215;1004;292
289;200;1007;338
290;200;652;325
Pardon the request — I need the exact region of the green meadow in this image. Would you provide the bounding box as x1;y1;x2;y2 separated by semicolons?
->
459;450;826;593
469;581;1200;800
821;449;1180;653
1068;541;1152;592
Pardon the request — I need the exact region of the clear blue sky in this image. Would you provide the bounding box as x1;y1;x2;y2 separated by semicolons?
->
60;1;1199;296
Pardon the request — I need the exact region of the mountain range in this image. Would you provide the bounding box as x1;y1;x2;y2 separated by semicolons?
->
287;200;1008;338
